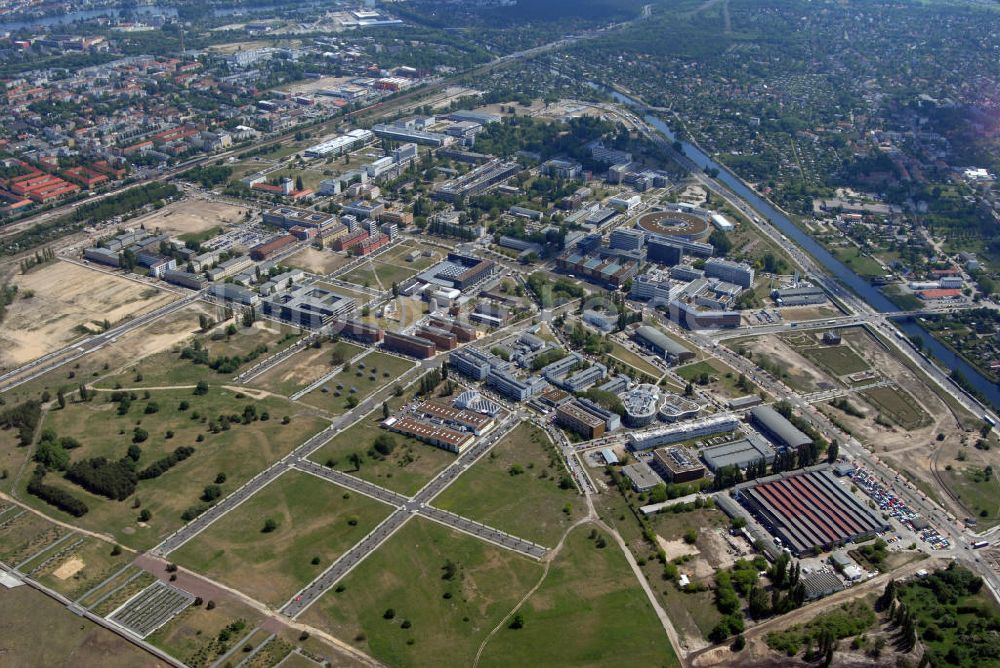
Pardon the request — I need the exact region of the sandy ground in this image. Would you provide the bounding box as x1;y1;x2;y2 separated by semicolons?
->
736;335;835;392
658;536;699;561
284;247;350;275
278;75;353;94
52;555;85;580
101;302;217;377
0;261;179;367
130;198;248;237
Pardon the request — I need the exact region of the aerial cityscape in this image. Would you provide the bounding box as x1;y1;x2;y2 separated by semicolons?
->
0;0;998;666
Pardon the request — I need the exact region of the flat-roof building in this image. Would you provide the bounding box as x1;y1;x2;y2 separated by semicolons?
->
622;462;662;492
628;415;740;451
700;434;775;472
383;331;436;359
386;417;473;454
653;447;706;483
263;284;355;329
556;400;606;440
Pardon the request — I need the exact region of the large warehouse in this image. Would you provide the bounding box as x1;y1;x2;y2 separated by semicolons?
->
734;468;889;555
750;405;812;449
634;325;694;363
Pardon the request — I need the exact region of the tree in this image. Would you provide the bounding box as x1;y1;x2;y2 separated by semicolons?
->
827;439;840;464
262;518;278;533
139;509;152;522
57;390;66;409
508;613;524;630
194;381;209;395
382;402;390;420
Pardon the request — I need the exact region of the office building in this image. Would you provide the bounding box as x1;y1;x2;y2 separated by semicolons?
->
609;228;645;252
628;415;740;450
646;237;683;266
653;447;706;483
385;416;473;454
383;331;436;359
263;284;355;329
700;434;775;472
704;258;755;289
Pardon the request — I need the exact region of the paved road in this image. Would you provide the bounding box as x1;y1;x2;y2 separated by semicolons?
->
294;459;409;507
0;291;202;392
280;417;547;618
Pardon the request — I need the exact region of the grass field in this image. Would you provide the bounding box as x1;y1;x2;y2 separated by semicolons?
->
148;592;265;668
34;536;131;600
248;339;366;397
0;584;160;666
300;517;542;668
859;385;930;430
340;260;418;291
477;525;679;668
798;343;870;377
299;351;416;416
943;467;1000;528
172;470;394;607
432;422;583;547
0;509;61;564
674;358;758;398
308;403;454;496
22;387;328;549
607;341;664;381
93;322;301;389
0;427;31;495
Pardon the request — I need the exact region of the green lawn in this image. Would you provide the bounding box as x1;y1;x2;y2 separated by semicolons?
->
148;592;265;668
34;535;131;601
478;525;679;668
172;470;394;607
94;323;301;389
300;517;543;668
943;467;1000;528
830;246;886;280
308;404;454;496
608;341;664;381
432;422;583;547
22;387;328;549
0;427;31;495
340;260;418;291
248;340;366;397
798;343;871;377
674;359;758;398
299;352;416;416
859;385;930;430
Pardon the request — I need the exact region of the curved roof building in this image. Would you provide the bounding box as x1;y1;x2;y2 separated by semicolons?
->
636;209;711;242
622;383;660;428
634;325;693;362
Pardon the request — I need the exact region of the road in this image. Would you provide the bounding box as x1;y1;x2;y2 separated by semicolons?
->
281;416;546;619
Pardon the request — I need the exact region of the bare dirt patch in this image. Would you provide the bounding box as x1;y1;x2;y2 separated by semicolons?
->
131;198;247;237
284;247;351;275
657;536;699;561
52;555;86;580
0;261;179;367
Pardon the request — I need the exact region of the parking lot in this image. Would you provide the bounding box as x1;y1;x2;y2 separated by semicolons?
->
852;467;952;550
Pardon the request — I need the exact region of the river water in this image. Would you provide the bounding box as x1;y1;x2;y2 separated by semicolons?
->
600;86;1000;410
